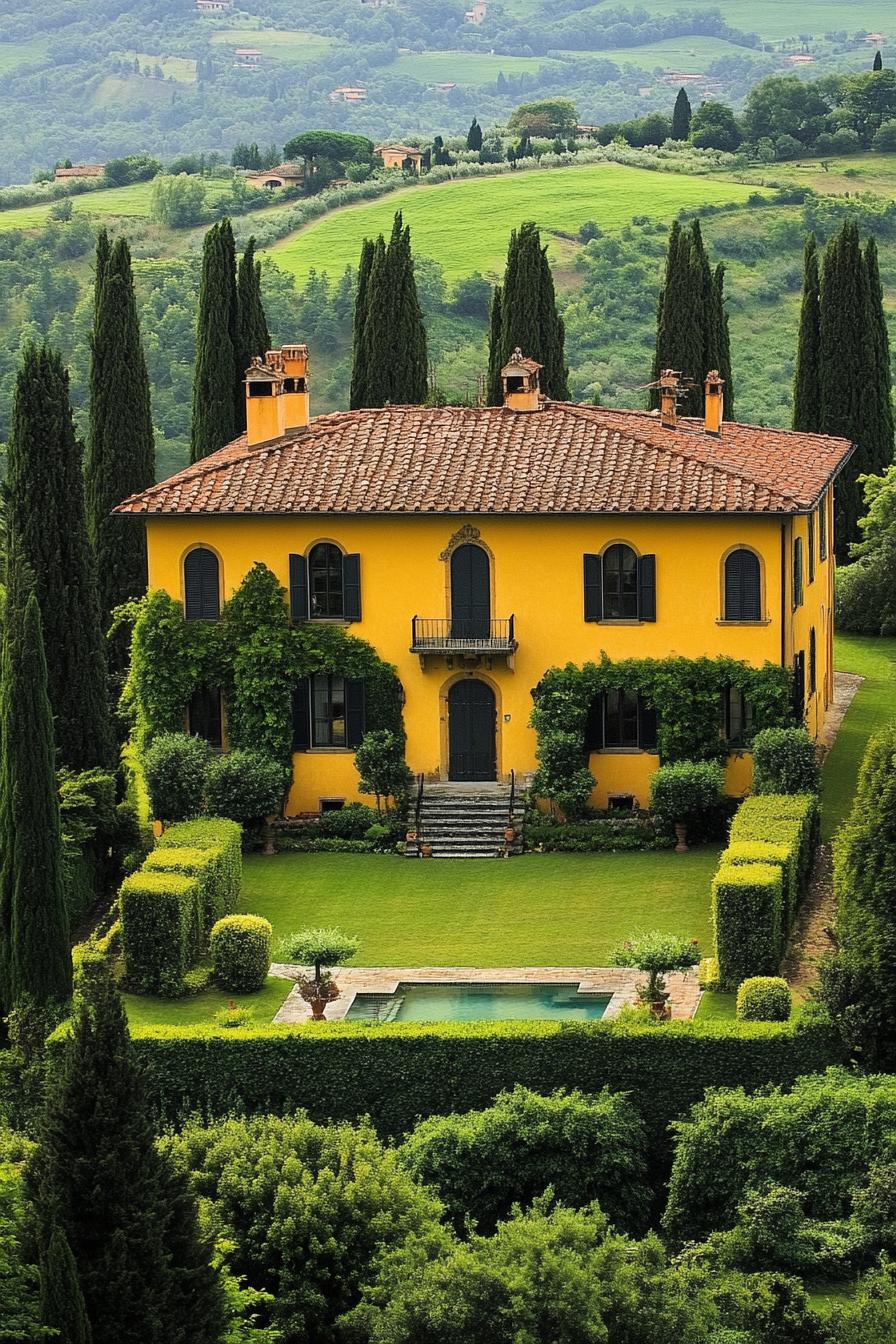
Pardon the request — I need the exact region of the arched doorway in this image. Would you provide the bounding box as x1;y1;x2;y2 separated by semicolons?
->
448;680;497;782
450;544;490;640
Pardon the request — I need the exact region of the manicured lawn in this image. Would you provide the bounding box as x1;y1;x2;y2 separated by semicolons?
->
267;163;767;284
694;991;737;1022
822;635;896;840
239;847;719;966
123;974;294;1029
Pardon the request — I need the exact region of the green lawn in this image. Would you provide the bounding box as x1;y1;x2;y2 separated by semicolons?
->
267;163;767;284
822;635;896;841
640;0;895;43
239;848;719;966
0;38;49;74
208;27;333;63
570;35;766;69
0;177;235;233
123;974;294;1029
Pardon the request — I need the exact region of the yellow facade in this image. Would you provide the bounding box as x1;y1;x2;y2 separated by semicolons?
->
146;495;835;815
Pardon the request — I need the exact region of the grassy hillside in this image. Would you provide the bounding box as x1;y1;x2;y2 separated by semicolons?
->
267;164;766;284
208;27;334;63
0;178;239;233
641;0;895;42
393;51;563;84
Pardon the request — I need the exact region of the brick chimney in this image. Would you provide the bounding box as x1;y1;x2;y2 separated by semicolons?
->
501;348;543;412
659;369;679;430
245;344;311;446
704;370;724;436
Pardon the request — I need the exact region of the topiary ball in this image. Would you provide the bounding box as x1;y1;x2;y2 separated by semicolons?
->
210;914;272;993
736;976;792;1022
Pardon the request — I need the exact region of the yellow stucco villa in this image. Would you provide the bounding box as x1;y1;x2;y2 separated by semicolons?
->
117;344;853;820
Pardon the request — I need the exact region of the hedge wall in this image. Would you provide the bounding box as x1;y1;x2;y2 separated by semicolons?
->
729;795;818;884
119;871;203;995
156;818;242;928
110;1016;842;1170
712;864;784;990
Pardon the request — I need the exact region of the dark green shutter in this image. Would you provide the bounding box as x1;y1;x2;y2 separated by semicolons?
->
807;515;815;584
184;547;220;620
289;554;308;622
291;678;311;750
346;678;366;747
343;554;362;622
725;549;760;621
584;694;604;751
584;554;602;621
638;698;658;751
638;554;656;621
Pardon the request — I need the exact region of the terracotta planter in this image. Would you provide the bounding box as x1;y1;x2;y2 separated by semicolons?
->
674;822;689;853
406;830;417;843
649;999;671;1021
421;842;434;858
504;826;516;843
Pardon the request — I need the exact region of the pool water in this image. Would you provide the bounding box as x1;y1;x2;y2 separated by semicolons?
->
344;982;610;1023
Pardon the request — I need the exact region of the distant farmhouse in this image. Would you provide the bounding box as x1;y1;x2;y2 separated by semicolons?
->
55;163;104;180
330;86;367;102
195;0;231;10
465;2;487;22
247;162;304;191
375;143;423;172
234;47;262;68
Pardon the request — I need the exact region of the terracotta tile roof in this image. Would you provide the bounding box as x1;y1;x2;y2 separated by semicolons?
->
115;402;853;518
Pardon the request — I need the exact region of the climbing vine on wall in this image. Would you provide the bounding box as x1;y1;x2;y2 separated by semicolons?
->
531;653;794;766
122;563;404;766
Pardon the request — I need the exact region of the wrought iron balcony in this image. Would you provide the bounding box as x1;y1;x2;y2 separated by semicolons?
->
410;616;517;659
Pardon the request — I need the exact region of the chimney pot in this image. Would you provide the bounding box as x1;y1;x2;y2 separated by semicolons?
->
659;369;679;430
704;370;724;436
500;347;543;412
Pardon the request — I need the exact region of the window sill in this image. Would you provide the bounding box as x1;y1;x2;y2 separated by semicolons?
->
716;618;770;627
307;617;351;626
296;747;353;754
598;619;642;626
593;747;647;755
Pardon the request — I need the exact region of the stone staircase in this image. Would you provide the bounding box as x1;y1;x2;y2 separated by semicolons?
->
406;782;525;859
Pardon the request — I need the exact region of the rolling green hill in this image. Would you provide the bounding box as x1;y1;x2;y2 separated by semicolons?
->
640;1;894;43
267;163;766;284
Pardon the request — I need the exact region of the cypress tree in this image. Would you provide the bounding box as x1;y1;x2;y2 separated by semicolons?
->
467;117;483;151
0;554;71;1015
873;49;883;71
30;957;226;1344
220;218;240;429
190;221;237;461
234;237;271;434
85;234;156;687
651;221;703;415
861;235;894;481
350;237;375;409
710;262;733;419
6;344;113;771
494;221;568;400
486;285;503;406
359;234;389;406
39;1225;91;1344
355;214;428;407
390;213;428;403
671;87;692;140
792;234;822;433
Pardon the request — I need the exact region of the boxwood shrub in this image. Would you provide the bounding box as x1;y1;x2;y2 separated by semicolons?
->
119;871;203;995
729;795;818;885
157;818;242;928
210;914;272;992
736;977;792;1022
721;840;799;930
712;863;784;990
143;847;228;940
752;727;820;797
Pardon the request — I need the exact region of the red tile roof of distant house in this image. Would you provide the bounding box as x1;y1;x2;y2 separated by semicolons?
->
116;401;853;519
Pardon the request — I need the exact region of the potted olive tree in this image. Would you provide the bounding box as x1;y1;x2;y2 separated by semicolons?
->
613;930;700;1020
278;926;360;1020
649;761;724;852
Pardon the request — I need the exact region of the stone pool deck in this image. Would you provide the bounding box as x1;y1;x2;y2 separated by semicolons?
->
269;963;702;1024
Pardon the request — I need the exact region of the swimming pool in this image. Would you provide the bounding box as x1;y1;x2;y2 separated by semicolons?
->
344;981;611;1023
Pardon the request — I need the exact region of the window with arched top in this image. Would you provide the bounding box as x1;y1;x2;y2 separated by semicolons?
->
602;543;639;620
723;548;761;622
184;547;220;620
309;542;344;618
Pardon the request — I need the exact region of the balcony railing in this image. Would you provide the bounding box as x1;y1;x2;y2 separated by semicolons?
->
411;616;517;656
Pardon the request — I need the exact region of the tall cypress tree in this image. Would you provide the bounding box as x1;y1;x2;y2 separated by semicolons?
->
39;1225;91;1344
350;237;375;409
0;554;71;1015
490;221;568;401
234;237;271;434
711;262;734;419
85;234;156;686
30;957;226;1344
861;235;894;483
390;213;428;403
467;117;483;151
651;220;729;418
360;234;389;406
6;344;113;771
793;234;822;433
486;285;503;406
220;218;241;429
873;49;883;71
190;221;237;461
671;87;692;140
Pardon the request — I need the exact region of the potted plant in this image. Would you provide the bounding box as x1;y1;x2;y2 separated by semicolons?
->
649;761;725;853
613;931;700;1021
277;926;360;1022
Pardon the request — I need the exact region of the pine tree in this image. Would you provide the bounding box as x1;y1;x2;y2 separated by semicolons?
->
467;117;483;151
873;49;883;71
671;87;692;140
85;234;155;687
350;237;375;409
792;234;822;433
486;285;503;406
491;221;568;400
39;1225;91;1344
0;554;71;1015
6;344;113;771
190;221;237;461
234;238;271;434
30;958;226;1344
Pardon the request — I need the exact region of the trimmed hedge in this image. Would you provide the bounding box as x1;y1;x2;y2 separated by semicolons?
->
144;844;237;936
729;794;818;885
210;915;272;992
736;977;792;1022
721;840;799;930
752;727;820;796
119;871;203;995
92;1016;842;1176
712;863;783;990
157;818;242;928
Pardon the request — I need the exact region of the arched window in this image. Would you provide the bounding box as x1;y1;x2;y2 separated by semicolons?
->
184;547;220;620
309;543;344;618
724;548;761;622
602;544;638;620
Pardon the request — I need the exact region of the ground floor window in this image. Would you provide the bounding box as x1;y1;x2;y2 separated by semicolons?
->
313;673;347;747
584;690;658;751
605;687;640;747
292;675;366;750
724;685;754;746
188;684;223;749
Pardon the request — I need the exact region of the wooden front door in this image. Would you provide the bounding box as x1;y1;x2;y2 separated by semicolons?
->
448;680;497;782
450;544;490;640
